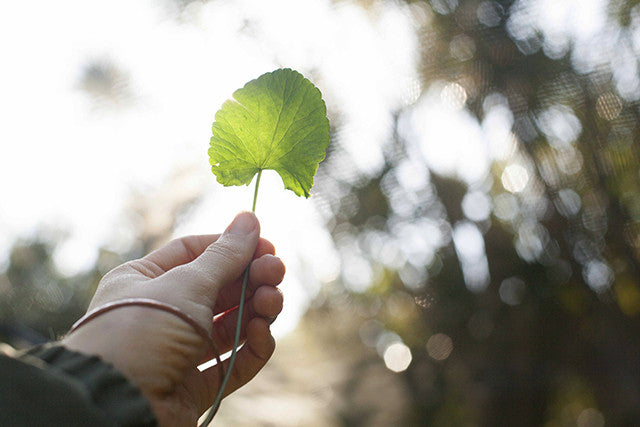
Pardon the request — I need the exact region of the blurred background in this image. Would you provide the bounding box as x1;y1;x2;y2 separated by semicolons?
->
2;0;640;425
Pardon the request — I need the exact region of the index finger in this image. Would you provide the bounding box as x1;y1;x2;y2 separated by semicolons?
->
143;234;276;274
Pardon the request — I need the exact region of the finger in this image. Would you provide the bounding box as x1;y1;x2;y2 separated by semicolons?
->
204;286;283;360
254;239;276;259
131;234;275;280
120;234;220;280
143;234;222;273
198;318;275;410
160;212;260;306
212;254;285;314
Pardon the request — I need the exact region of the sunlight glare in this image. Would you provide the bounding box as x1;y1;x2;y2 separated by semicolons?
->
403;83;489;185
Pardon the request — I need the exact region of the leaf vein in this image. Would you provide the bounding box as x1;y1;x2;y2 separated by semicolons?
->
263;81;311;166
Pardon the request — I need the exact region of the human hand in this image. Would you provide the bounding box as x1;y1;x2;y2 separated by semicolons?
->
62;212;285;426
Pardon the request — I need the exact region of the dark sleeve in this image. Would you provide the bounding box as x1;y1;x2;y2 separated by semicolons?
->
0;344;157;427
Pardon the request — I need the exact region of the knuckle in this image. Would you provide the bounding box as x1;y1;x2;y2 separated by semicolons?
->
175;235;201;260
274;287;284;307
205;241;243;266
271;257;286;279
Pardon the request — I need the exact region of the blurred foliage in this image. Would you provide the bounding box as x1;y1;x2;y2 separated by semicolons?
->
0;235;94;345
313;0;640;425
0;169;200;346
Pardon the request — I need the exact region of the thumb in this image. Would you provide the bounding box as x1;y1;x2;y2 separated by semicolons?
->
165;212;260;307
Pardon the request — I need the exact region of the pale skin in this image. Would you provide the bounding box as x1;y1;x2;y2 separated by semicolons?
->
63;212;285;426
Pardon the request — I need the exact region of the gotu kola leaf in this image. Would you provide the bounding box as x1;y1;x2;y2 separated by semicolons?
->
208;68;330;198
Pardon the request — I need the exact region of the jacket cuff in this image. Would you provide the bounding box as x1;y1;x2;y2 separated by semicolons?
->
23;344;157;427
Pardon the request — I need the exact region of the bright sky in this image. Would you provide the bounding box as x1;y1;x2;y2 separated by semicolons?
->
0;0;612;335
0;0;420;336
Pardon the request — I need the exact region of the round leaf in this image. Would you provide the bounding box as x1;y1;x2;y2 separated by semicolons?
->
208;68;330;197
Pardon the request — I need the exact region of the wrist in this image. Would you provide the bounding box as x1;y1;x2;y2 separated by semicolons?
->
63;306;199;395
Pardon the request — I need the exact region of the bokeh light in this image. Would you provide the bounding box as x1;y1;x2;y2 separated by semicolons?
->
383;342;413;373
501;164;530;193
577;408;605;427
426;333;454;361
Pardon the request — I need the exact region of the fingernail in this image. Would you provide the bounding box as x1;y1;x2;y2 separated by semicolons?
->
226;212;257;235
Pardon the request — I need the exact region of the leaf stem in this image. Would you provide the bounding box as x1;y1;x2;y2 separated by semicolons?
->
201;170;262;426
252;169;262;212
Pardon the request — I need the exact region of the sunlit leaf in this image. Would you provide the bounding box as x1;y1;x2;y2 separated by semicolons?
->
208;68;330;197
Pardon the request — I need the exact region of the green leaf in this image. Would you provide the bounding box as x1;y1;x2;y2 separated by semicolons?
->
208;68;330;198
